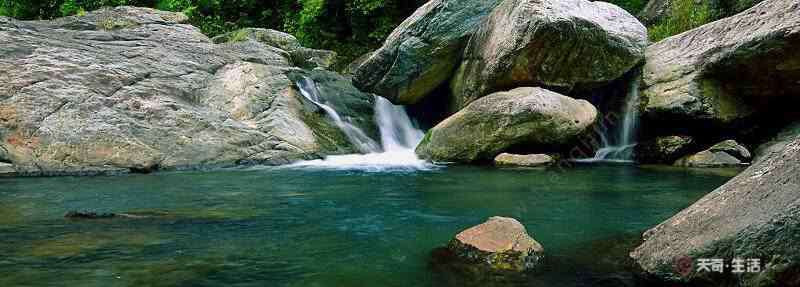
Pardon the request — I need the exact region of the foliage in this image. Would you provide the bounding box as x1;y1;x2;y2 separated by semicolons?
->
606;0;647;16
648;0;711;42
0;0;425;69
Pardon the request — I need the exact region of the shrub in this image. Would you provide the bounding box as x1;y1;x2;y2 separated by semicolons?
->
648;0;711;42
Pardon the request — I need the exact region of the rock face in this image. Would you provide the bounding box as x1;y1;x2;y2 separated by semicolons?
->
674;140;751;168
448;216;544;272
352;0;503;105
415;87;597;163
0;7;374;175
631;134;800;286
494;153;554;167
211;28;337;70
634;135;695;164
641;0;800;128
450;0;647;111
637;0;671;25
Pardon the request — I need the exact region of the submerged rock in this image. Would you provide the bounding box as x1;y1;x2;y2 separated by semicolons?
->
634;135;695;164
0;7;372;175
631;134;800;286
416;87;597;163
641;0;800;130
352;0;504;105
494;153;554;167
674;140;751;168
451;0;647;110
447;216;544;273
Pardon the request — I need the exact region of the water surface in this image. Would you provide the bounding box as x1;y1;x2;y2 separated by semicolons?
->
0;165;735;286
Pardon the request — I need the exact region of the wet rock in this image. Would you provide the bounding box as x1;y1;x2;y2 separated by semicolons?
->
641;0;800;130
674;140;751;168
0;7;371;176
634;135;695;164
352;0;504;105
416;87;597;163
450;0;647;110
447;216;544;272
64;211;117;219
494;153;554;167
631;133;800;286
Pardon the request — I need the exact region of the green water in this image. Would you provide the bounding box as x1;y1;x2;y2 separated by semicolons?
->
0;165;735;286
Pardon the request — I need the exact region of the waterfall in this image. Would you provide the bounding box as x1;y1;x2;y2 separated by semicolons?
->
290;78;432;171
296;77;381;153
585;77;640;162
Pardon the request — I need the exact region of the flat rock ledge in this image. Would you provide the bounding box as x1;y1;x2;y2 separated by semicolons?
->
675;140;752;168
446;216;544;273
494;153;554;167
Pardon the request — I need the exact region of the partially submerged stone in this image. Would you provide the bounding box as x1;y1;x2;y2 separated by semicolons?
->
447;216;544;272
494;153;554;167
416;87;597;163
674;140;751;168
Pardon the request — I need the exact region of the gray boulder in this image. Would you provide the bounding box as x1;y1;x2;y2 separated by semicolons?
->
674;140;751;168
0;7;373;176
631;134;800;286
415;87;597;163
494;153;554;167
450;0;647;111
448;216;544;272
352;0;504;105
641;0;800;128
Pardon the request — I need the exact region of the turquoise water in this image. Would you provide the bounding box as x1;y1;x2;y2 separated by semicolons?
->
0;165;735;286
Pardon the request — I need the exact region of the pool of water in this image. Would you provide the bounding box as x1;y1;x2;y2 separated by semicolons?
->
0;164;736;287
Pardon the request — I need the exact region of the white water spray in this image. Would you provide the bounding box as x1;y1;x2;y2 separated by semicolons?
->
290;78;432;171
583;78;640;162
296;77;380;153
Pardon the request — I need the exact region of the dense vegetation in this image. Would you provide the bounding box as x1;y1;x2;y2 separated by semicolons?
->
0;0;761;66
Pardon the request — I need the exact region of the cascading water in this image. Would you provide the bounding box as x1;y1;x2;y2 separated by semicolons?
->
585;77;640;162
290;78;432;171
296;77;381;153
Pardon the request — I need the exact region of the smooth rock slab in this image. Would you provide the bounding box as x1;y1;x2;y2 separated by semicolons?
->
450;0;647;110
0;7;374;175
448;216;544;272
494;153;554;167
416;87;597;163
631;134;800;286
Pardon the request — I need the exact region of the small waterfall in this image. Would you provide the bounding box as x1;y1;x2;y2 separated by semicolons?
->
585;77;640;162
296;77;381;153
290;78;432;171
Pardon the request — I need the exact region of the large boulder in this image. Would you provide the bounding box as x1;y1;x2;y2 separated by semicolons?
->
641;0;800;130
634;135;696;164
0;7;374;175
415;87;597;163
447;216;544;273
630;134;800;286
450;0;647;111
674;139;752;168
352;0;503;105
